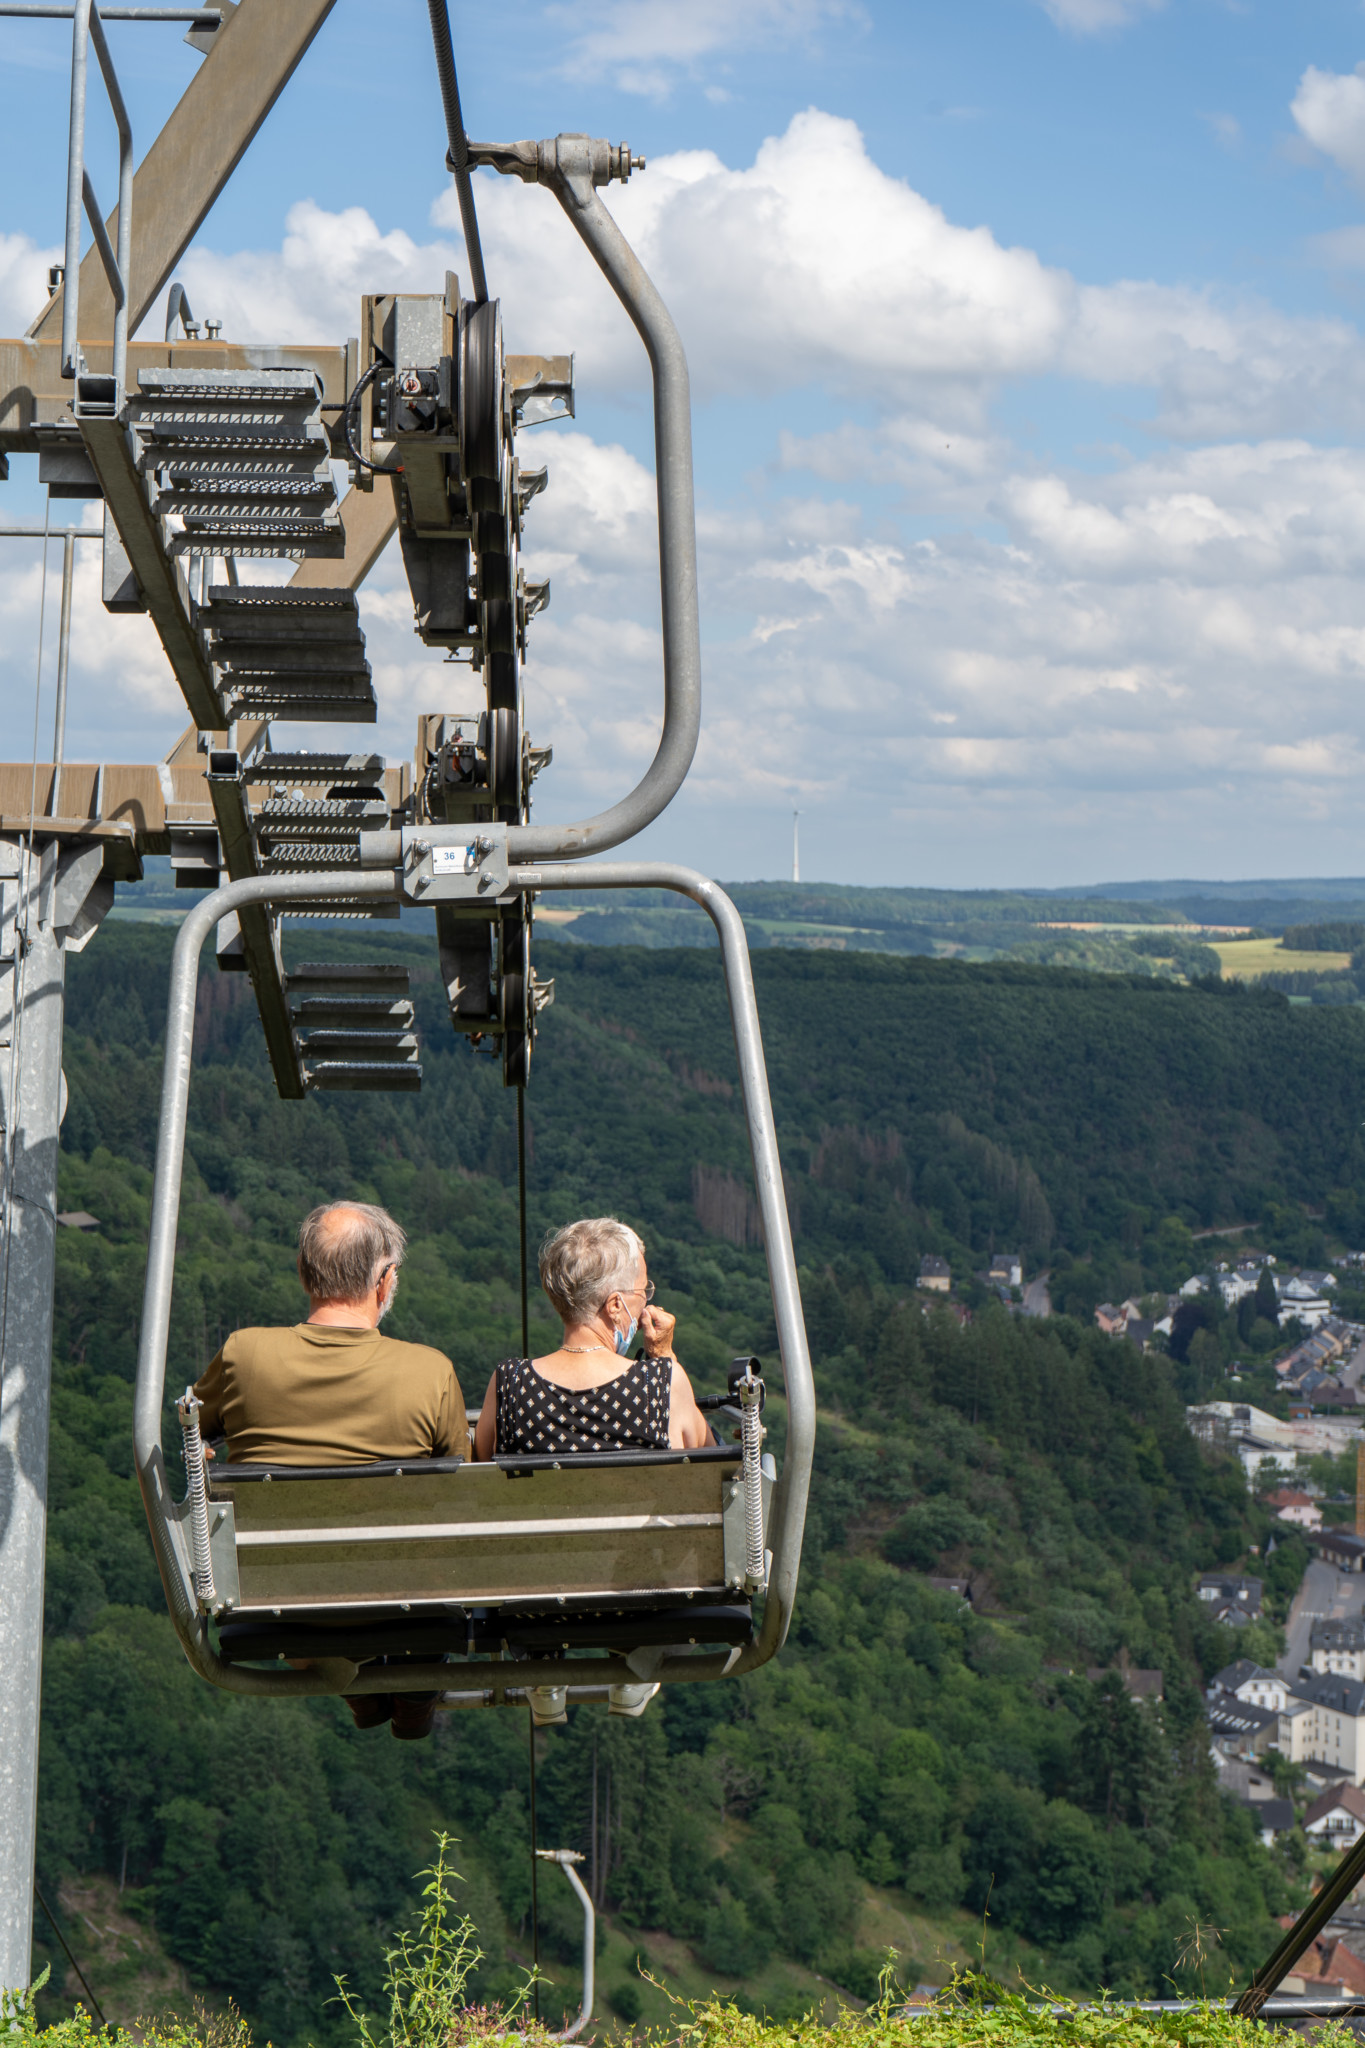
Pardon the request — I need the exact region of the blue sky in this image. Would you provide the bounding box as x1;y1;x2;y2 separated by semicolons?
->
6;0;1365;886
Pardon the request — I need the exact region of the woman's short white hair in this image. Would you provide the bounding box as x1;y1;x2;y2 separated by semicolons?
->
539;1216;643;1323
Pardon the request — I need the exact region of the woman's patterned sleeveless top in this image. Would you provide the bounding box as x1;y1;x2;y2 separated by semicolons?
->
493;1353;671;1454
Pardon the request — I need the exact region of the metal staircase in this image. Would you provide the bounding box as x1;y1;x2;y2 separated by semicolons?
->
198;587;374;727
76;366;408;1098
285;961;420;1093
130;366;343;558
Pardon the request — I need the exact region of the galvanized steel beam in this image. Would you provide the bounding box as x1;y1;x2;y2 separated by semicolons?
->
76;413;221;726
0;338;349;451
29;0;338;349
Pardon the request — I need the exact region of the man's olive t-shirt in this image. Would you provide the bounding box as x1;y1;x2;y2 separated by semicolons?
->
193;1324;469;1465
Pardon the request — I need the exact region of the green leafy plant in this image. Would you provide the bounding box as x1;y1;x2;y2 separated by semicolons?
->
333;1835;548;2048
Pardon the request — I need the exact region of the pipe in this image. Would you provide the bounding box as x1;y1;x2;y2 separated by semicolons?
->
0;6;223;16
537;1852;594;2040
133;861;809;1698
164;279;195;341
87;3;134;395
60;0;92;378
473;137;699;863
50;532;75;815
426;0;487;303
59;0;134;393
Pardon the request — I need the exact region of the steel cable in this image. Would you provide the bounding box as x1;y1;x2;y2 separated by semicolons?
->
427;0;488;303
33;1878;107;2028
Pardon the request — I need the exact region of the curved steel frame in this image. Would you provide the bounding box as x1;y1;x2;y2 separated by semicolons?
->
133;864;813;1698
497;135;701;864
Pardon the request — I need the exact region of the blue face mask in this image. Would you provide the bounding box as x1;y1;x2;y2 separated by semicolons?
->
614;1316;638;1357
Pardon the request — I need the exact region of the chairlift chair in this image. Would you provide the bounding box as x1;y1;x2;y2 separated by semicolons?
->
122;74;814;1716
135;864;813;1711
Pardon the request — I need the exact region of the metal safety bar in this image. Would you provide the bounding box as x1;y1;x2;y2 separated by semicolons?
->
163;279;195;341
466;137;696;865
59;0;133;394
508;860;811;1668
536;1851;594;2041
132;863;812;1698
0;6;224;15
0;526;96;539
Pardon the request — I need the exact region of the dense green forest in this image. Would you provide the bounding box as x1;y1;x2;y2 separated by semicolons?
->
34;926;1363;2037
117;863;1365;977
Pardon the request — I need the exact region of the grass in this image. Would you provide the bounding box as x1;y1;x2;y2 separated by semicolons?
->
1211;939;1353;979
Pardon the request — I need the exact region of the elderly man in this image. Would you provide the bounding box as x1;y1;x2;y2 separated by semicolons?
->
194;1199;468;1466
193;1200;467;1742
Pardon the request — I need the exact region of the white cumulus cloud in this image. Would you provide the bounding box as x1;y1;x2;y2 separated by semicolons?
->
1036;0;1164;33
1292;63;1365;193
0;229;59;339
549;0;864;97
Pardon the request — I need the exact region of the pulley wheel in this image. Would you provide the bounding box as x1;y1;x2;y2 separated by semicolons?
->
462;301;505;486
483;595;515;653
486;647;521;715
487;705;521;821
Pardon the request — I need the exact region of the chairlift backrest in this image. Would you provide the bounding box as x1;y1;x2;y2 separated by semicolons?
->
204;1447;771;1614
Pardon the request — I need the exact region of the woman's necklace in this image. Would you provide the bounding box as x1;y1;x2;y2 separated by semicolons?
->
559;1343;613;1354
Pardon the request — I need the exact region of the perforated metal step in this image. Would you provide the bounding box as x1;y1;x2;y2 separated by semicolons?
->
286;964;412;995
306;1061;423;1093
243;752;386;786
260;843;364;870
298;1030;418;1059
255;796;389;834
290;996;415;1026
286;960;419;1089
130;368;340;559
198;587;375;727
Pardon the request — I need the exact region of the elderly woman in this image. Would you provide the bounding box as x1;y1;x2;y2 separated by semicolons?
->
472;1216;710;1458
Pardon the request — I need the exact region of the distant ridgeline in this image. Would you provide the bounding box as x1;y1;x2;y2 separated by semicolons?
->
112;862;1365;982
30;922;1352;2032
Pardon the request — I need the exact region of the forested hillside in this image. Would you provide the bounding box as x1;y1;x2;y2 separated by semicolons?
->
34;927;1357;2037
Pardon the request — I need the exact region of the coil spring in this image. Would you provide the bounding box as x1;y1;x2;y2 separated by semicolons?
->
176;1386;217;1610
739;1376;766;1591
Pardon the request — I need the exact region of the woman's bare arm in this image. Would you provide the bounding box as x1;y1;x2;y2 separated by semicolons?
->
668;1360;710;1450
473;1372;499;1460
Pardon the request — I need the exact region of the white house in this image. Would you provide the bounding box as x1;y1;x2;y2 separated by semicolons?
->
1280;1674;1365;1784
1265;1488;1324;1531
1305;1782;1365;1846
1210;1659;1291;1711
1280;1277;1334;1329
1313;1620;1365;1680
1276;1696;1315;1763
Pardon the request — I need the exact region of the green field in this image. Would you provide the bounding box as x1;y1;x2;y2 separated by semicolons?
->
1212;937;1352;978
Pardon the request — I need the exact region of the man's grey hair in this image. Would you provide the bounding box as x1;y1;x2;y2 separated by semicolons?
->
539;1216;642;1323
298;1202;407;1304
